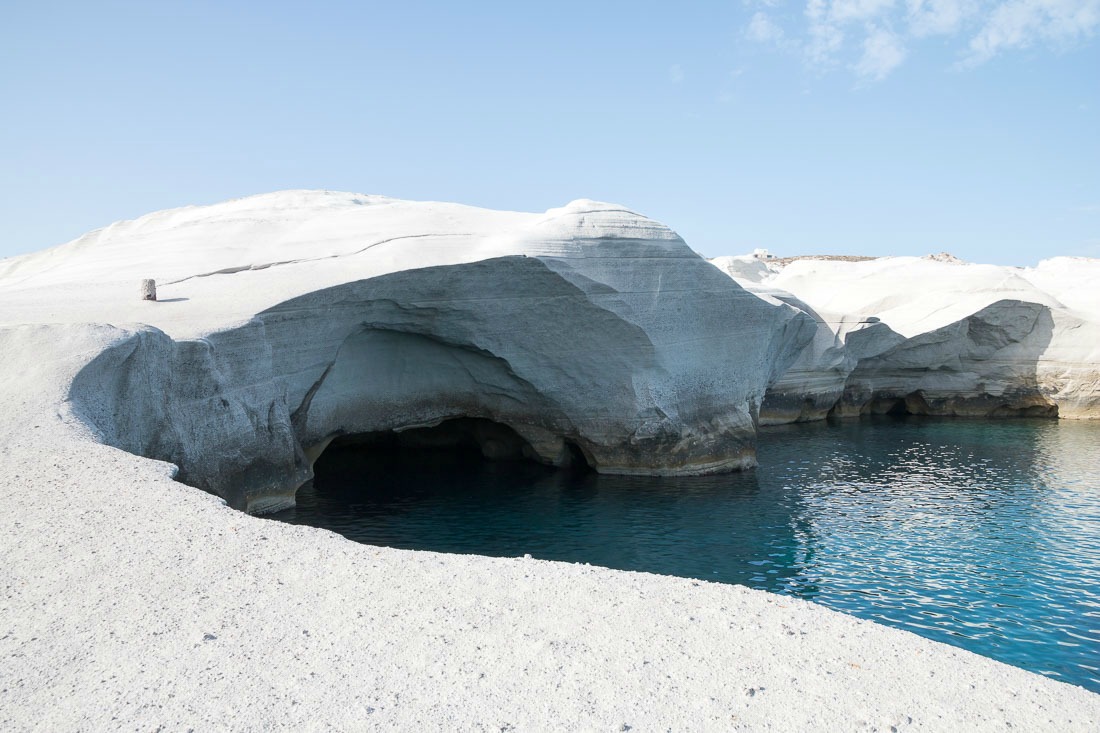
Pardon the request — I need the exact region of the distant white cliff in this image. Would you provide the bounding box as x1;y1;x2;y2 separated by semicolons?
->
711;252;1100;422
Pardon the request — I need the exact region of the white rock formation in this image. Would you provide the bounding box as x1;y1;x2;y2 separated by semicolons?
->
1;195;1097;728
713;256;867;423
1;191;814;512
711;254;1100;421
1019;257;1100;417
0;324;1097;730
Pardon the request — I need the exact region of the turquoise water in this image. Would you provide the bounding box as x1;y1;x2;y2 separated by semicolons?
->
271;417;1100;691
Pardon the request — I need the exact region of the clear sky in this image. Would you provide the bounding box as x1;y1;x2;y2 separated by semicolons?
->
1;1;1097;265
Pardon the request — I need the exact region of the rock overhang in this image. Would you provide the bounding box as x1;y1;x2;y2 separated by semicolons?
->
9;193;813;512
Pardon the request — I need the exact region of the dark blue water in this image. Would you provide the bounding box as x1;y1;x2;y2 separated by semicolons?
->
271;417;1100;691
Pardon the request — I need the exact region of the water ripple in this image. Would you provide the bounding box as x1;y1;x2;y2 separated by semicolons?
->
270;417;1100;692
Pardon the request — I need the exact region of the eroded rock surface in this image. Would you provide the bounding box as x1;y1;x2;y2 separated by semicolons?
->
2;191;813;511
3;320;1096;728
2;198;1099;728
712;253;1100;422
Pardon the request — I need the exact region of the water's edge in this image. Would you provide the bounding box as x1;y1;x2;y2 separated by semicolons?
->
270;417;1100;692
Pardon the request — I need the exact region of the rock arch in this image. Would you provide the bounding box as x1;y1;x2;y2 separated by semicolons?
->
69;256;811;513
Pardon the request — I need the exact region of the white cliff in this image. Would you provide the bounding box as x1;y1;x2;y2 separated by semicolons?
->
1;191;814;512
2;195;1097;729
711;253;1100;421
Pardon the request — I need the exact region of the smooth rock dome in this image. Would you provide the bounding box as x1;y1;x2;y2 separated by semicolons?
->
0;190;814;512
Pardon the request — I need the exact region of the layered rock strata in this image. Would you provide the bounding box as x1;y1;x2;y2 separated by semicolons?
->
1;191;813;512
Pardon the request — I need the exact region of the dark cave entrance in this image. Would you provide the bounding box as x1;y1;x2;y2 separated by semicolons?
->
867;396;915;416
311;418;591;499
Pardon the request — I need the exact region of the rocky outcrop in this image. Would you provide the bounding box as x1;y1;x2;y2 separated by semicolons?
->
832;299;1057;418
15;189;1097;515
736;284;856;425
8;192;814;512
711;253;1100;422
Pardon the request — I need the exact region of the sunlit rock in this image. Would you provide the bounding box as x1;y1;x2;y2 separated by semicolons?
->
711;253;1100;421
2;191;813;512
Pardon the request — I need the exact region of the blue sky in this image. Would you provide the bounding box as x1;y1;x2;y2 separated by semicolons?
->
1;0;1097;265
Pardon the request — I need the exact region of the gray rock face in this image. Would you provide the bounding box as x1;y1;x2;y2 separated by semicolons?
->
69;324;311;513
43;195;814;513
833;300;1058;418
737;285;855;425
761;297;1060;422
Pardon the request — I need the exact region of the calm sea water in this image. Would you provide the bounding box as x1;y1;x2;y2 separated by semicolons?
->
271;417;1100;692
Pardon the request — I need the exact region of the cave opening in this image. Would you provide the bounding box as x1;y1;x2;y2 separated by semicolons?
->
872;397;913;416
310;418;591;503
